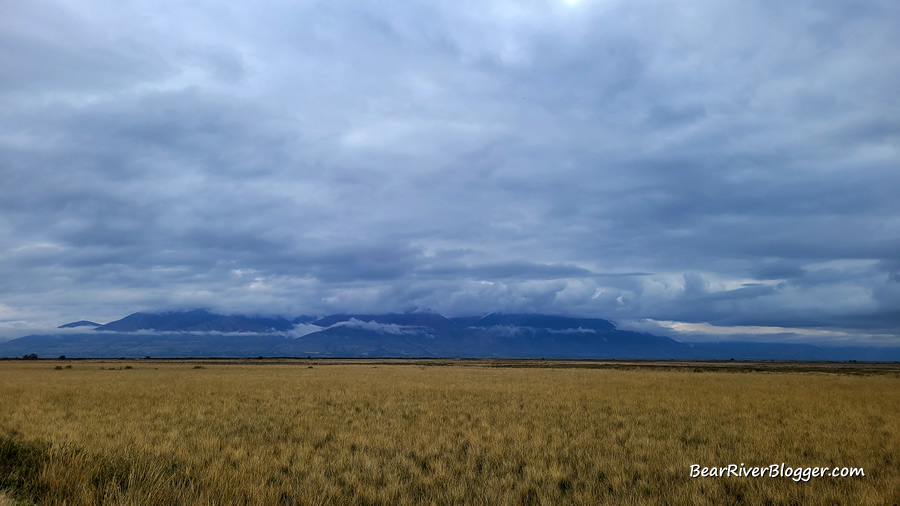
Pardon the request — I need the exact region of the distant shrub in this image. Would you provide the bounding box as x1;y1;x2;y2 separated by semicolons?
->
123;366;133;370
23;353;38;360
59;355;66;360
65;365;72;369
193;365;205;370
54;366;63;370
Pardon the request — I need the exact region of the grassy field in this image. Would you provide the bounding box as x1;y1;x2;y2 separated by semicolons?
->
1;360;898;505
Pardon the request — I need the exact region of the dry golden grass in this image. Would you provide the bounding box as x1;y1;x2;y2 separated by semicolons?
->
0;491;20;506
1;360;898;505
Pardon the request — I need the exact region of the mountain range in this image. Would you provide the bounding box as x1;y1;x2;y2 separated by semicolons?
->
2;309;899;361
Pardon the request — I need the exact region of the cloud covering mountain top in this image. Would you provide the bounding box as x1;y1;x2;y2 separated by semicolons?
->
3;309;899;361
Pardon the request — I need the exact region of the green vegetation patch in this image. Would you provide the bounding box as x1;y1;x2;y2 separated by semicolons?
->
0;436;48;503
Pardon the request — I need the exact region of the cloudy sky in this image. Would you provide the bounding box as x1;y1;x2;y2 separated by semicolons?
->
1;0;898;344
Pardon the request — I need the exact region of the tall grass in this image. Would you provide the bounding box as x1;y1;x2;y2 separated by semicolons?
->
1;361;897;504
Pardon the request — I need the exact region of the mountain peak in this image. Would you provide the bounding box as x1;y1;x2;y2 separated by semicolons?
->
94;309;293;333
57;320;101;329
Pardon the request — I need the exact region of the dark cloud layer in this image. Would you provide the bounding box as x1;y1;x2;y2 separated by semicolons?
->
1;0;898;344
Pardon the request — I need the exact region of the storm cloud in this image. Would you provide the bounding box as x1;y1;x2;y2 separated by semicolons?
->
1;0;898;344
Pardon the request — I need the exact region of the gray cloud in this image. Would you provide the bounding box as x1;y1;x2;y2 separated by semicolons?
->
1;0;898;343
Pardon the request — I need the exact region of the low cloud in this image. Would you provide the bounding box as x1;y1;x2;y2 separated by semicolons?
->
329;319;423;335
618;319;899;347
287;323;327;339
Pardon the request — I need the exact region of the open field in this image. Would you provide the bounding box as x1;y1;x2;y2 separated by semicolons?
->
1;360;899;505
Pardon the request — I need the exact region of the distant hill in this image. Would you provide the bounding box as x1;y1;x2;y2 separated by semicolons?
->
58;320;101;329
94;309;293;333
1;310;898;360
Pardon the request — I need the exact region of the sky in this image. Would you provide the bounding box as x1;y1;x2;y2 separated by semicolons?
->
1;0;899;345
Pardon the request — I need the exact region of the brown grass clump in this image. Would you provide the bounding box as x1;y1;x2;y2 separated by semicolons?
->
0;360;898;504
